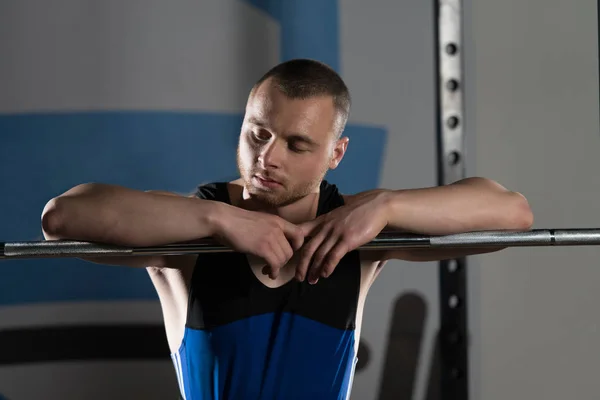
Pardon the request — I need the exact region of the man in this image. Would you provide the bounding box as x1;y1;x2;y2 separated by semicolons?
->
41;59;533;399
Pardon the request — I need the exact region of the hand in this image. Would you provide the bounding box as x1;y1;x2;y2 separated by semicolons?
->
296;190;391;284
213;204;305;279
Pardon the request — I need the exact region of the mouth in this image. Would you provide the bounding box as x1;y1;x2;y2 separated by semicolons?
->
253;174;283;189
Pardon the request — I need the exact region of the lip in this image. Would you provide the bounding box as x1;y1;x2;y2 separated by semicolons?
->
254;174;282;188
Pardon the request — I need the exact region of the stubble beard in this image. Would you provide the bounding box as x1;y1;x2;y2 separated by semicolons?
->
236;147;328;208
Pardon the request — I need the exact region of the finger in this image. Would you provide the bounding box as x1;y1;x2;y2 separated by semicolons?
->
274;234;294;279
262;253;278;279
282;221;305;252
297;217;321;239
307;233;339;284
320;240;349;278
296;226;329;282
262;241;285;279
269;239;290;279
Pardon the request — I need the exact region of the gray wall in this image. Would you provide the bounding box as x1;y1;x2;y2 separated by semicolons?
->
467;0;600;399
341;1;440;399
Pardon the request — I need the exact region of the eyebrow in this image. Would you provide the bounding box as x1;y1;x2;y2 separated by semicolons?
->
247;118;318;147
248;117;267;127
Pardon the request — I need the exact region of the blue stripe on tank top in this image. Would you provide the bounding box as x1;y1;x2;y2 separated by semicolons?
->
175;312;357;400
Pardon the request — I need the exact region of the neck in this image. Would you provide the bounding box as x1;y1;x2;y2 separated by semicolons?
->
231;180;320;224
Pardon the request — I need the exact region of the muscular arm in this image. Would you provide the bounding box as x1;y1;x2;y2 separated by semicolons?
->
382;177;533;234
355;177;534;261
41;183;224;268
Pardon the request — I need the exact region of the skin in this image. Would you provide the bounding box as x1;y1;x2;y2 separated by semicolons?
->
235;78;346;211
41;76;534;356
232;78;533;285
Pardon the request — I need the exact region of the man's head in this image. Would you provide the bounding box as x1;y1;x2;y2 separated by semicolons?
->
237;59;352;207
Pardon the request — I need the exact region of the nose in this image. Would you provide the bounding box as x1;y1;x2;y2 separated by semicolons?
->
258;139;284;169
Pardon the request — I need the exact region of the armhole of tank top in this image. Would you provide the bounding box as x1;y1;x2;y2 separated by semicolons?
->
318;181;362;330
183;182;231;330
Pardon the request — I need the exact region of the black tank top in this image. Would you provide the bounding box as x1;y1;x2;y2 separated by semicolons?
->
170;180;362;400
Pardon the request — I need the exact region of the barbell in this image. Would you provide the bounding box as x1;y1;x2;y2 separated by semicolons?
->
1;228;599;260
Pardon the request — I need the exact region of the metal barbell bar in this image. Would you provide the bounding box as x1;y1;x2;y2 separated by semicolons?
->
2;229;600;260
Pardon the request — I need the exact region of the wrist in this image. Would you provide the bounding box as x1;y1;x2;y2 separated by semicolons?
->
380;189;402;226
201;200;228;238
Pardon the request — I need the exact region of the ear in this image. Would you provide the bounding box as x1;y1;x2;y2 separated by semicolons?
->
329;136;349;170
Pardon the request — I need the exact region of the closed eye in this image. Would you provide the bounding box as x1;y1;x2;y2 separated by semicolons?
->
289;143;310;153
251;129;271;142
288;136;315;153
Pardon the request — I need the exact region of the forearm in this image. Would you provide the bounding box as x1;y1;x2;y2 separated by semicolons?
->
382;177;534;235
41;183;224;247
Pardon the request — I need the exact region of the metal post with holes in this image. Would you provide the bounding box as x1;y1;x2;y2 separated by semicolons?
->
434;0;468;399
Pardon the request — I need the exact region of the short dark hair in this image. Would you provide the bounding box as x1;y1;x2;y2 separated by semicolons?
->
251;59;351;137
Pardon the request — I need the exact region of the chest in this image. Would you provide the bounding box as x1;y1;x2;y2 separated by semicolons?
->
190;252;365;331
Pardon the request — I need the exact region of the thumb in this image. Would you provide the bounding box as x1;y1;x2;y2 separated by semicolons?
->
298;217;320;239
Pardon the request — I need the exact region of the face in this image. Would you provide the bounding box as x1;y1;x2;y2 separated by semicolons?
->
237;79;348;207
